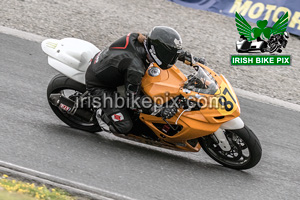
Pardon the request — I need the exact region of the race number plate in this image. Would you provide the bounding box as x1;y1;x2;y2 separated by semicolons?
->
216;82;238;115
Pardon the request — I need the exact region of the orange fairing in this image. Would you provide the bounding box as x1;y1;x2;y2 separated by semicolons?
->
140;63;241;152
142;63;187;104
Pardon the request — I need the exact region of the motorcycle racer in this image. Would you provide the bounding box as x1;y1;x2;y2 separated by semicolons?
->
85;26;206;134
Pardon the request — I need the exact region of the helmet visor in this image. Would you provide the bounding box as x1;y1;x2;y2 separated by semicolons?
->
151;41;181;69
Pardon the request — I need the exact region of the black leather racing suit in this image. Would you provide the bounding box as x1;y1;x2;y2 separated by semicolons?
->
85;33;148;134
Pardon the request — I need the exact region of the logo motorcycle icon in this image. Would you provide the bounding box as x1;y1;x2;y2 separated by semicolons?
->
235;12;289;54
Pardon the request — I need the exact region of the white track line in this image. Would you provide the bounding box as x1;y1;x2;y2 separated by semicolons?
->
0;26;46;42
234;87;300;112
1;25;299;112
0;160;135;200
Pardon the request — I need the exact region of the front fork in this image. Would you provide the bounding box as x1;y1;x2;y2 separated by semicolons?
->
213;117;245;151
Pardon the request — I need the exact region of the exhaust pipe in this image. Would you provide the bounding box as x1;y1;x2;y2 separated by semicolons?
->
49;93;94;122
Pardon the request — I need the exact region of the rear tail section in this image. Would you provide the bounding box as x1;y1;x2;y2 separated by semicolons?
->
41;38;100;84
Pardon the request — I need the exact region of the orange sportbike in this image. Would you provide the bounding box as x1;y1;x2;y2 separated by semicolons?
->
42;38;262;170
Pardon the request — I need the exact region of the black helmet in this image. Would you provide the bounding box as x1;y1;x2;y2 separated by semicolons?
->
146;26;183;69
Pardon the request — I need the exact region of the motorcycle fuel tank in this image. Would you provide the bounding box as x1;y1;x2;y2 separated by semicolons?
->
141;63;187;104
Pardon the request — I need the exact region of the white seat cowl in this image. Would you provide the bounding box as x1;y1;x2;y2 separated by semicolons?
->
41;38;100;72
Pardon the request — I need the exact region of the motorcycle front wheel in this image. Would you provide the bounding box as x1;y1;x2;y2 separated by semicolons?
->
199;125;262;170
47;74;101;133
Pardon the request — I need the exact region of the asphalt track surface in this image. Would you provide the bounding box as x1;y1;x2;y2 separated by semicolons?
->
0;33;299;200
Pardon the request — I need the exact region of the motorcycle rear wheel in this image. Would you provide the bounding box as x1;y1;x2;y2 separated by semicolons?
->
47;74;101;133
199;125;262;170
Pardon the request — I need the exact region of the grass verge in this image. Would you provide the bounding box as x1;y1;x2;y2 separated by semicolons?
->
0;174;75;200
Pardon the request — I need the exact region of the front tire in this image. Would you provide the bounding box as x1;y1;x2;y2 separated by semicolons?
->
199;125;262;170
47;74;101;133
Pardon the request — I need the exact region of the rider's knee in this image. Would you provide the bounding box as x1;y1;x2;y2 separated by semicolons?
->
114;120;133;134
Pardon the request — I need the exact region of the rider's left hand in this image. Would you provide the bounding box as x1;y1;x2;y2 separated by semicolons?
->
178;51;206;66
193;57;206;65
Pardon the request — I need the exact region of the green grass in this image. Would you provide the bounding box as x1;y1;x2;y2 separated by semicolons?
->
0;174;75;200
0;189;35;200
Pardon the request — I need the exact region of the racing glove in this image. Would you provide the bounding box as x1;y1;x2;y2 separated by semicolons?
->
178;51;206;66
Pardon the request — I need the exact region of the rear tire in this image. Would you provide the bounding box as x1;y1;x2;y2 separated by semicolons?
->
47;74;101;133
199;125;262;170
